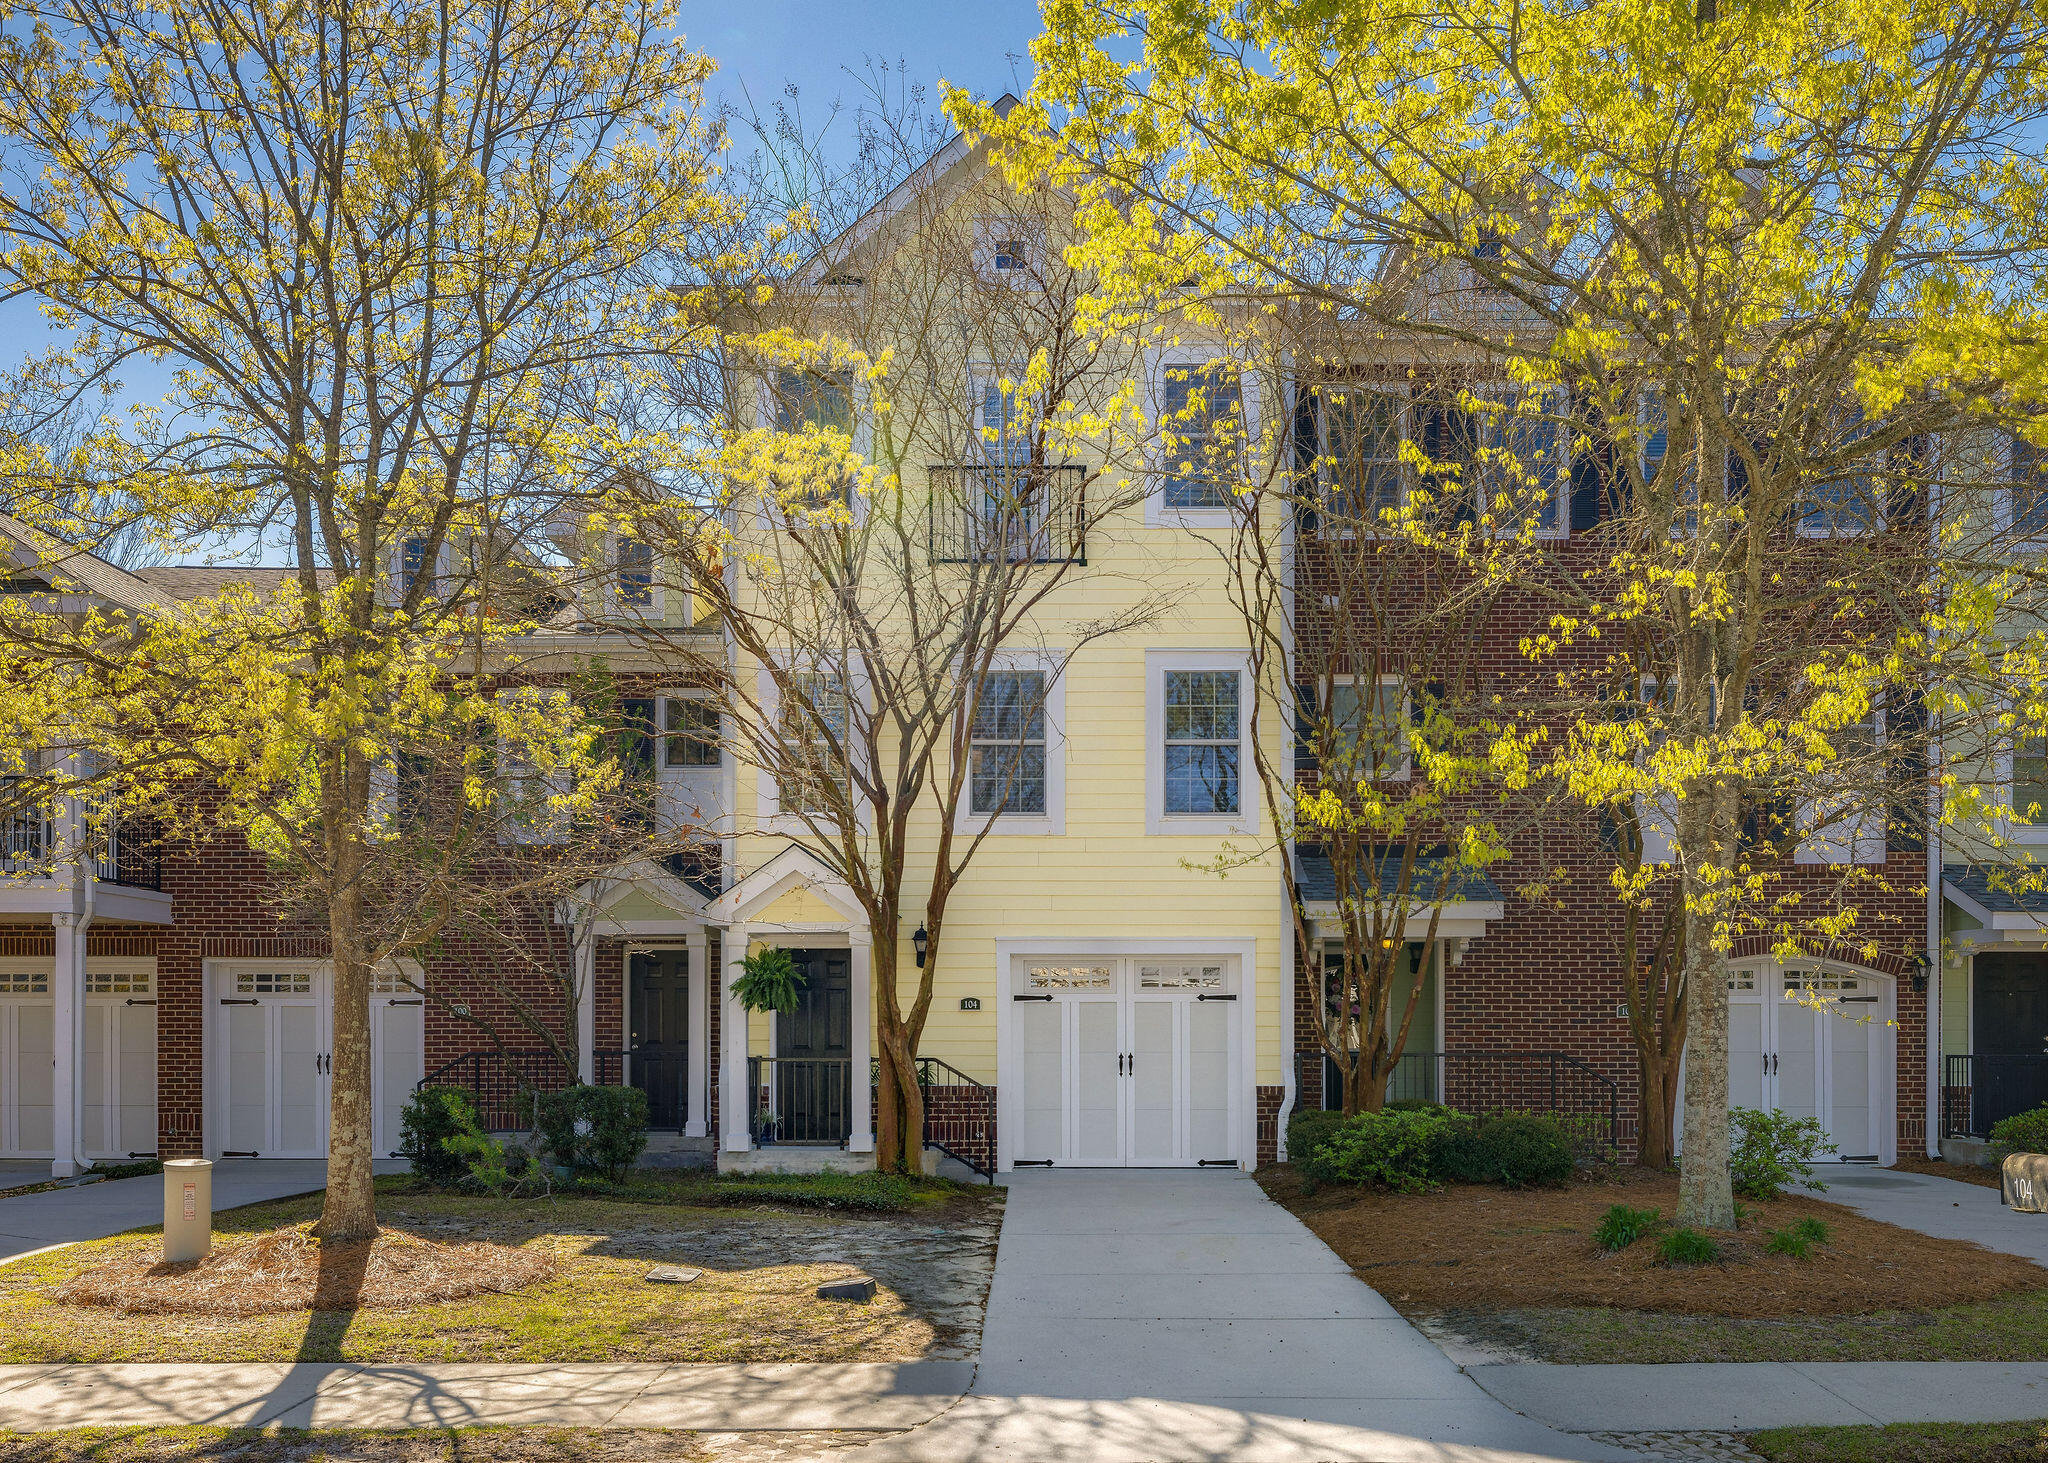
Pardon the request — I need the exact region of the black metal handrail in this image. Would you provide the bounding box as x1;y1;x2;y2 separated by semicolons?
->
749;1055;854;1146
97;814;163;891
418;1048;632;1131
1943;1052;2048;1139
929;463;1087;565
913;1055;996;1181
1299;1048;1623;1155
0;806;48;878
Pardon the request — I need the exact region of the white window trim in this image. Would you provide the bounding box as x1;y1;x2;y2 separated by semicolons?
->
1146;648;1259;837
754;660;869;834
388;534;450;607
954;652;1067;837
972;217;1045;286
594;531;665;624
1998;699;2048;846
658;690;721;775
754;368;870;528
1145;350;1262;529
1997;427;2048;548
1315;381;1410;540
1327;672;1412;783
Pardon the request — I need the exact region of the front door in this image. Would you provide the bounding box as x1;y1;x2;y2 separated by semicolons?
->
1009;957;1239;1168
628;949;689;1129
1973;952;2048;1132
775;949;851;1143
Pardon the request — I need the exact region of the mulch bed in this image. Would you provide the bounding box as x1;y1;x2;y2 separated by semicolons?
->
1890;1154;2007;1190
53;1224;554;1317
1259;1166;2048;1318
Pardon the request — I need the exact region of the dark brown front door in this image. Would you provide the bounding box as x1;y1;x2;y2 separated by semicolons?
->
628;950;688;1129
1973;952;2048;1133
774;949;851;1142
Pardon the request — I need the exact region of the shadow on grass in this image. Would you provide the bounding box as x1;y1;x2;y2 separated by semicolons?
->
295;1230;373;1362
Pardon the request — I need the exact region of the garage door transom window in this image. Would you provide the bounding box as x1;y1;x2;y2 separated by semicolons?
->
1027;966;1112;990
0;971;47;994
236;970;313;995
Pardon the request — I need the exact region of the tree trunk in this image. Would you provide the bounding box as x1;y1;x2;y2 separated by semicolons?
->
873;1024;923;1174
1635;1045;1682;1170
316;918;378;1240
1675;798;1737;1228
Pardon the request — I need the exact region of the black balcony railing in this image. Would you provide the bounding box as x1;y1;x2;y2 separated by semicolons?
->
929;463;1087;565
1301;1048;1623;1155
0;807;49;878
1942;1052;2048;1139
96;814;163;891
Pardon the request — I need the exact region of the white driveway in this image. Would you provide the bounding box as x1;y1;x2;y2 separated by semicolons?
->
1803;1163;2048;1267
0;1159;407;1263
856;1169;1624;1463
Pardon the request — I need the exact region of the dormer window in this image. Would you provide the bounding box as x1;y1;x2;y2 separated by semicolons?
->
993;238;1029;272
1473;230;1507;261
614;537;654;609
2008;431;2048;540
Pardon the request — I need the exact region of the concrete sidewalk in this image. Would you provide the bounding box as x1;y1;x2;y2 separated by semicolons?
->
1803;1164;2048;1267
850;1170;1627;1463
0;1159;408;1263
1471;1362;2048;1432
0;1361;972;1432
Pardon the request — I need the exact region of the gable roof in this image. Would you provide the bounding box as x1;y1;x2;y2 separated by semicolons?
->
0;511;179;616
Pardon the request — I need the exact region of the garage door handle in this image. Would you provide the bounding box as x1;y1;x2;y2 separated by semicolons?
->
1771;1053;1779;1074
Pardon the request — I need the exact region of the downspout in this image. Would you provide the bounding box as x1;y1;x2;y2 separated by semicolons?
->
1273;367;1300;1163
1925;463;1944;1158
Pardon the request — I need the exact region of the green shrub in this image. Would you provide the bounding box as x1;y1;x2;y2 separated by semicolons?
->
399;1085;487;1188
1766;1216;1832;1259
1593;1203;1660;1252
1311;1108;1457;1192
522;1083;650;1182
1434;1113;1575;1189
1730;1107;1838;1198
1657;1227;1722;1265
1286;1107;1351;1182
1384;1099;1452;1115
1990;1104;2048;1155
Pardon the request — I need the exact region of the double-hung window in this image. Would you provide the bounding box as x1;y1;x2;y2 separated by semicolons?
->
496;688;572;844
969;670;1048;816
1163;669;1241;815
1800;405;1883;537
1318;385;1406;528
1475;387;1567;536
2014;724;2048;830
1328;676;1410;781
396;535;436;604
663;696;720;768
614;537;654;610
968;368;1045;559
779;671;849;816
1160;364;1243;511
773;368;857;514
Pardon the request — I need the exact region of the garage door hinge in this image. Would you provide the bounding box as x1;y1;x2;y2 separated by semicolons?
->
124;998;156;1006
1196;993;1237;1001
219;998;259;1006
1198;1158;1236;1166
1012;994;1053;1002
1014;1158;1055;1166
222;1150;258;1157
386;999;424;1006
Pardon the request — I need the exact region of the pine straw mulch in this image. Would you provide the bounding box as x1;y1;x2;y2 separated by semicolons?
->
51;1224;555;1317
1259;1165;2048;1318
1889;1153;2008;1190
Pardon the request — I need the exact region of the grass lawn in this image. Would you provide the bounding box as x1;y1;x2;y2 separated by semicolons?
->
1747;1419;2048;1463
0;1173;1000;1366
0;1425;867;1461
1259;1165;2048;1364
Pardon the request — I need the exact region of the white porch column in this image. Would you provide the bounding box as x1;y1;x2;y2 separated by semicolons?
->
574;919;596;1085
685;924;710;1137
49;911;82;1178
848;931;874;1154
721;924;752;1152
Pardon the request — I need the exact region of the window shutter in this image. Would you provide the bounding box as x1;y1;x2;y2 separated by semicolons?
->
1887;689;1929;855
1567;391;1607;534
1294;683;1319;773
1293;387;1321;536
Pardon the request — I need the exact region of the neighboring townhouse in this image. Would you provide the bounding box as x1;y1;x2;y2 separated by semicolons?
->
0;517;729;1176
1934;425;2048;1154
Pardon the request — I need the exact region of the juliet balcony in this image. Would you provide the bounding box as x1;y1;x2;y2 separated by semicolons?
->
928;463;1088;565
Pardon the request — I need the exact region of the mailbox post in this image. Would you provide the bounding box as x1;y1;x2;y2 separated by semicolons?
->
163;1158;212;1264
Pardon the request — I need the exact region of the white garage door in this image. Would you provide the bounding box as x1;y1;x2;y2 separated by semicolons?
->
0;965;54;1159
215;963;424;1160
84;964;158;1160
1725;962;1889;1162
1010;957;1237;1168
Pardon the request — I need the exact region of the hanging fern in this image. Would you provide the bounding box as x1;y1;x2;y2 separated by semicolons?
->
733;946;807;1014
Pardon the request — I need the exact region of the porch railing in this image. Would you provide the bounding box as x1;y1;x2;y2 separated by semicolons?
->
1301;1049;1623;1155
929;463;1087;565
94;814;163;891
1942;1052;2048;1139
909;1055;996;1181
418;1048;631;1132
749;1055;854;1146
0;806;48;878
